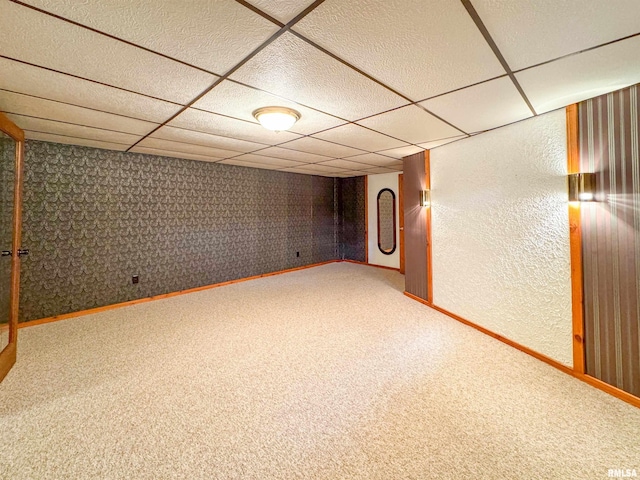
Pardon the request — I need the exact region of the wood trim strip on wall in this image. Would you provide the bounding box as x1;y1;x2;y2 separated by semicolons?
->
364;175;369;264
343;259;400;272
19;259;400;330
566;104;586;374
399;174;405;274
9;137;24;345
0;112;24;383
424;150;433;303
403;292;640;409
19;260;341;329
0;112;25;142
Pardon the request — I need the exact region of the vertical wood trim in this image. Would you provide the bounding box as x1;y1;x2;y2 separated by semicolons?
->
364;175;369;264
0;113;25;142
0;113;24;382
399;174;405;274
567;104;586;374
425;150;433;303
9;138;23;344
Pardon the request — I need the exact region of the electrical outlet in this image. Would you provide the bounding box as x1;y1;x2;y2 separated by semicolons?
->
132;275;139;284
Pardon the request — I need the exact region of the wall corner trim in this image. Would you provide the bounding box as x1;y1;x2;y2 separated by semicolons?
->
566;103;586;374
403;292;640;409
424;150;433;304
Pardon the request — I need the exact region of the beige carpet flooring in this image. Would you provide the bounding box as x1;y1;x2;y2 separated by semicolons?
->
1;263;639;479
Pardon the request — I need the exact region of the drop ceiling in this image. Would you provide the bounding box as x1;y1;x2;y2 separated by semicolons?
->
1;0;639;177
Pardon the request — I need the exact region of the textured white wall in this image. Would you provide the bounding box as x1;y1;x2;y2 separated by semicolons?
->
367;172;400;269
430;110;573;366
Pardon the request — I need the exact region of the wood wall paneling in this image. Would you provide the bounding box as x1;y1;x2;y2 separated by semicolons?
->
403;151;429;301
364;175;369;263
399;174;405;274
580;85;640;398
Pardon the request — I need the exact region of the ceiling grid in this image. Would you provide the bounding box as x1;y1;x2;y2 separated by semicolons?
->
1;0;639;176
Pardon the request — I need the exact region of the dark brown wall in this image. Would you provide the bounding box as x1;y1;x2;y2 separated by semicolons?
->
580;84;640;397
337;176;366;262
403;152;428;300
19;140;338;322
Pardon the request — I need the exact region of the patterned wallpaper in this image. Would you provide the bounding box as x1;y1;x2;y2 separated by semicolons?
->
19;141;339;322
337;176;366;262
580;84;640;397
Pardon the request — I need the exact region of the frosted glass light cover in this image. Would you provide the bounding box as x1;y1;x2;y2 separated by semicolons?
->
253;107;301;131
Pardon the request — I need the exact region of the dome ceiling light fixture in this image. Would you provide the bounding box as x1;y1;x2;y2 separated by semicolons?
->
252;106;301;132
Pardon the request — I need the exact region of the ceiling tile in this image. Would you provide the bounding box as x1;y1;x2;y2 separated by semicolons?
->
357;105;463;144
6;114;139;146
252;146;332;163
192;80;346;135
312;123;408;152
0;57;181;124
20;0;279;74
151;126;264;153
168;108;301;145
341;153;403;168
363;167;398;175
420;77;533;134
375;146;424;159
417;136;467;150
279;137;364;158
472;0;640;70
130;146;221;163
279;167;340;177
315;159;375;170
228;154;304;168
516;36;640;114
25;131;128;151
0;1;216;104
281;163;346;173
0;91;157;135
230;32;408;121
332;171;369;177
136;138;231;159
219;159;282;170
243;0;317;23
293;0;505;100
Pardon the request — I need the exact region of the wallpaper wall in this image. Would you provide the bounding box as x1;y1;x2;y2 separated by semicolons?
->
429;110;573;367
337;176;366;262
19;141;339;322
580;84;640;397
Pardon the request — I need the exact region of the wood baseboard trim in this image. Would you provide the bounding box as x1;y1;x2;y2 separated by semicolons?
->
343;259;400;272
404;292;640;409
403;291;432;306
575;373;640;409
19;260;340;329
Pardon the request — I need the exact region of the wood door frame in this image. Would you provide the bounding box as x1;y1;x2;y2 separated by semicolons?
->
0;112;24;383
399;174;405;274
